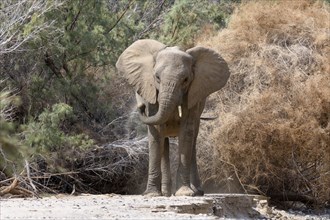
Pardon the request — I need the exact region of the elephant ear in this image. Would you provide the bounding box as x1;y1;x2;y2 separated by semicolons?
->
116;39;166;104
186;46;230;109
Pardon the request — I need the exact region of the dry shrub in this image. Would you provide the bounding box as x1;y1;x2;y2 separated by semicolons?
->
75;138;149;194
0;138;149;197
197;0;330;206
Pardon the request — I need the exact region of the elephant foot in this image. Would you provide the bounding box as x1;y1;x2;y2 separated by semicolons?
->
162;191;171;197
191;184;204;196
175;186;196;196
161;184;172;197
143;189;162;197
194;189;204;196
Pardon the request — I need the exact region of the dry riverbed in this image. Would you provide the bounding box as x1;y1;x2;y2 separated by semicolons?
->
0;193;329;219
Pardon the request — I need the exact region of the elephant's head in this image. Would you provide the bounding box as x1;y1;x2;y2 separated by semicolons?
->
116;39;230;125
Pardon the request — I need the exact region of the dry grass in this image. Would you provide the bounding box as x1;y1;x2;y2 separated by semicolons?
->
197;0;330;206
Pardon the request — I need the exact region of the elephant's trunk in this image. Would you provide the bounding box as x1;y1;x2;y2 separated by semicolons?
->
139;81;179;125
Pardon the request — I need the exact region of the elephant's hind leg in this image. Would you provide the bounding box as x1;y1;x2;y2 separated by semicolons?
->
161;137;172;196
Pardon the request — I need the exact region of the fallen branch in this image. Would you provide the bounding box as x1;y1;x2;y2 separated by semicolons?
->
0;177;34;197
25;160;37;193
0;178;18;195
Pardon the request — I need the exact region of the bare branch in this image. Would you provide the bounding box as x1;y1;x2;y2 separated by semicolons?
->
0;0;66;54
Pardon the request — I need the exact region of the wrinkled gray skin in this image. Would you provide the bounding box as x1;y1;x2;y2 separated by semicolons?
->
116;39;230;196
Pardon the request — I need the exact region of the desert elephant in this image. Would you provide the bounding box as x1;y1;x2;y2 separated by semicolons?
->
116;39;230;196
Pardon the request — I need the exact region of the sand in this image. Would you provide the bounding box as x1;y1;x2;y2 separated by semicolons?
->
1;193;329;219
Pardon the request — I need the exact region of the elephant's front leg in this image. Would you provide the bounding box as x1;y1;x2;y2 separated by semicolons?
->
190;136;204;196
161;137;171;196
190;101;205;196
175;110;197;196
144;125;164;197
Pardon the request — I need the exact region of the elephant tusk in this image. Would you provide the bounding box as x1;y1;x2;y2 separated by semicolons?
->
178;105;182;118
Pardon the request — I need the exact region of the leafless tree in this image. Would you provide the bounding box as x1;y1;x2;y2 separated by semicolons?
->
0;0;65;54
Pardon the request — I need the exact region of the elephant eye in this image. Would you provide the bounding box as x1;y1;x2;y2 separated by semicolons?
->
183;77;188;84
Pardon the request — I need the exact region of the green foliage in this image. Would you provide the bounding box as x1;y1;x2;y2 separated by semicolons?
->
0;85;25;176
22;103;93;152
23;1;132;120
154;0;237;48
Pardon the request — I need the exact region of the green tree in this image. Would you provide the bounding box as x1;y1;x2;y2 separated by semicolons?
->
22;103;93;152
23;0;136;122
153;0;238;48
1;1;174;139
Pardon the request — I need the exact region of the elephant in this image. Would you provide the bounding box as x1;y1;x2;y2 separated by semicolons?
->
116;39;230;196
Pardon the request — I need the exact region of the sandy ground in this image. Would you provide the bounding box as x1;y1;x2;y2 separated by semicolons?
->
0;194;329;219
